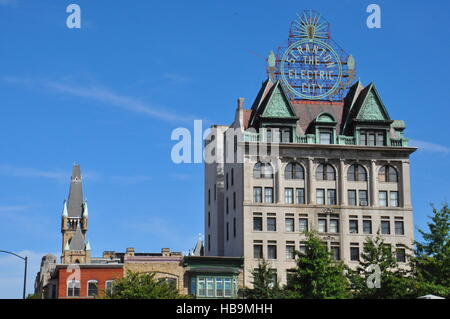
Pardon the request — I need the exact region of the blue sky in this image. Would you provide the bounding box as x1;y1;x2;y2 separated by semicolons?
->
0;0;449;298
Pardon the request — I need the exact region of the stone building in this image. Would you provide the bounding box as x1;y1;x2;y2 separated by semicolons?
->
204;12;416;287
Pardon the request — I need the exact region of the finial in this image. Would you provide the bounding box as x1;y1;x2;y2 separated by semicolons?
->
62;200;68;217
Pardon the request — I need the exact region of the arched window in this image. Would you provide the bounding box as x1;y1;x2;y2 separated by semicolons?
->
285;163;305;179
347;164;367;182
87;280;98;297
105;280;114;296
316;164;336;181
379;165;398;182
253;162;273;179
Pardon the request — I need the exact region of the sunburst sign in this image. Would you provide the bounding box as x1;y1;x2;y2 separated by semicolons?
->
268;10;356;101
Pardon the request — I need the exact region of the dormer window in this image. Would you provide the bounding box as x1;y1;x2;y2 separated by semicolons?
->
319;130;333;144
360;130;385;146
266;127;292;143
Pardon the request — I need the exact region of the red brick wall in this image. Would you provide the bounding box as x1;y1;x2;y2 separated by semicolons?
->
58;267;123;299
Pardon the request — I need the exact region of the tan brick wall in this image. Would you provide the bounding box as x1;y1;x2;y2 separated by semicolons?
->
124;262;187;294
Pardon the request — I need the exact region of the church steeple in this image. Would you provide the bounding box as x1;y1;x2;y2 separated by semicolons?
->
61;164;91;264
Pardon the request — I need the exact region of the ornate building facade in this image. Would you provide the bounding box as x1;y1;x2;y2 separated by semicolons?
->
204;12;416;286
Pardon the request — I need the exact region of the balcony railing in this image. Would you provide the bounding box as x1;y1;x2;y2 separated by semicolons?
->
242;132;409;147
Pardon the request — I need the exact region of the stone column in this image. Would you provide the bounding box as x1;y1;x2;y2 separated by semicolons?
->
307;157;315;204
370;160;377;206
339;159;346;206
275;157;282;203
401;159;411;208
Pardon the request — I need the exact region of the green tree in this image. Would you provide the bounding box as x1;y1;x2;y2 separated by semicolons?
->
413;203;450;297
284;232;349;299
349;234;414;299
104;271;189;299
241;259;282;299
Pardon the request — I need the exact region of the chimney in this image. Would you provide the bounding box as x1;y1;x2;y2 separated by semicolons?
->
126;247;135;257
161;248;170;257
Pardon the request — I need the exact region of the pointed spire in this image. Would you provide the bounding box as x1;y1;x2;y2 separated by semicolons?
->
83;200;89;217
67;164;84;218
62;200;68;217
64;241;70;251
85;241;91;251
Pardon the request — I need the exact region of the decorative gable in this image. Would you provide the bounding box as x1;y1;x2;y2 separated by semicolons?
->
261;84;296;118
356;88;389;121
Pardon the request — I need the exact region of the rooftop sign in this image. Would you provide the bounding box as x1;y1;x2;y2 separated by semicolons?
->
268;10;356;101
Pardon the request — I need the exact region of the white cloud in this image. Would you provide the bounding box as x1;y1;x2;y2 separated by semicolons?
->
2;76;200;124
409;139;450;153
0;205;30;213
0;164;67;180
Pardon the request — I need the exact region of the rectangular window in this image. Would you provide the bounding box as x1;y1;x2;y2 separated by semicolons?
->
224;278;232;297
267;217;277;231
285;188;293;204
231;168;234;186
299;243;307;255
363;219;372;234
379;191;388;207
359;190;368;206
381;220;391;235
295;188;305;204
208;189;211;205
226;173;229;190
208;212;210;228
327;189;337;205
286;244;295;260
396;247;406;262
395;221;404;235
267;244;277;259
197;278;206;297
67;280;80;297
233;218;236;238
368;133;375;146
330;219;339;233
253;216;263;231
264;187;274;203
215;278;223;297
376;132;385;146
350;247;360;261
282;129;291;143
267;129;272;143
226;197;229;214
331;246;340;260
316;189;325;205
360;132;367;145
299;218;308;232
253;243;263;259
390;191;399;207
318;219;327;233
285;218;294;232
253;187;262;203
206;278;214;297
226;222;229;240
349;219;358;234
348;190;357;206
319;131;332;144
